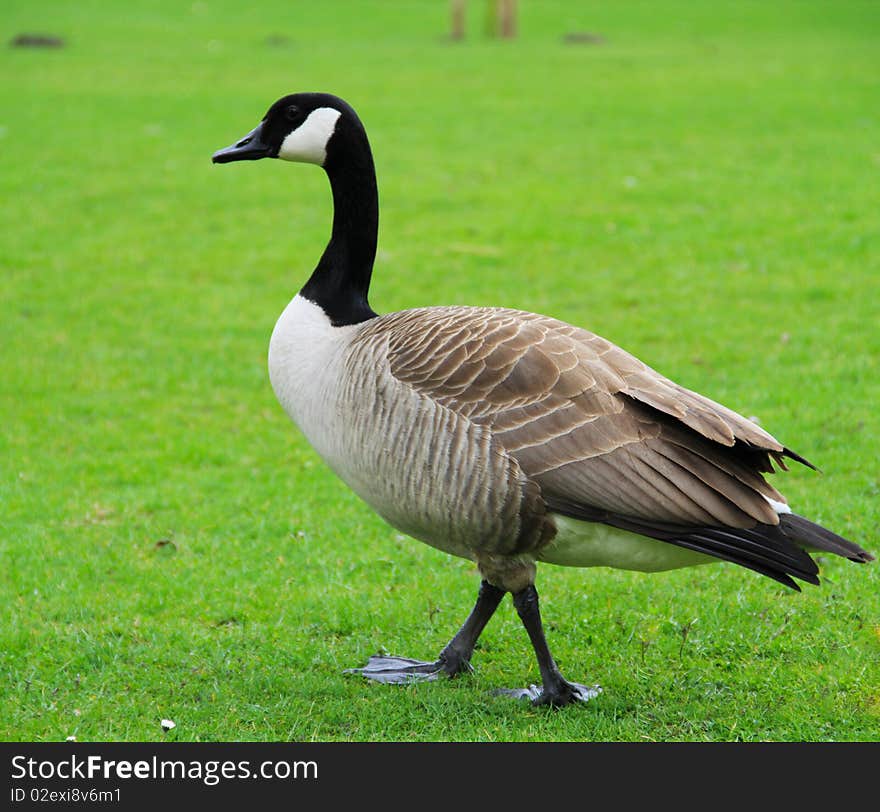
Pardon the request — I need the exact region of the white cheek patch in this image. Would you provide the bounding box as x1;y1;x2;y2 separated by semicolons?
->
278;107;342;166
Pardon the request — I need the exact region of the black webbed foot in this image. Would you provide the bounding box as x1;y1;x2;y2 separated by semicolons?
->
506;584;602;708
345;581;602;710
495;681;601;707
345;581;504;686
346;651;473;685
345;654;446;685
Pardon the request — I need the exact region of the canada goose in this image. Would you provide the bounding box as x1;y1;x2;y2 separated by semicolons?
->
213;93;873;707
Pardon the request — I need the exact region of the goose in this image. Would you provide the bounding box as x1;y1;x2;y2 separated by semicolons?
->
212;93;873;707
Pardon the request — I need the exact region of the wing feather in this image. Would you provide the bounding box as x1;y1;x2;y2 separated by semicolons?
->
366;305;802;530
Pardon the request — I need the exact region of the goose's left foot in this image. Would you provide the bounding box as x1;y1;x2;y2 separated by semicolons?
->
346;580;506;686
347;650;472;684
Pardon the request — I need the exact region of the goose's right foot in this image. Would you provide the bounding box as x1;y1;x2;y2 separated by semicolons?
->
496;680;601;707
508;584;601;708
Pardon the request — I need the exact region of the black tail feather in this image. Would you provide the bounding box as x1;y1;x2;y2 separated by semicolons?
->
779;446;820;472
780;513;874;563
545;498;873;591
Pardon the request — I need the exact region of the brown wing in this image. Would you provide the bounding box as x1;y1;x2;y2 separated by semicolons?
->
372;305;800;529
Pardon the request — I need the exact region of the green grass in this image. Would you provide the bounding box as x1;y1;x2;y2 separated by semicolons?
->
1;0;878;741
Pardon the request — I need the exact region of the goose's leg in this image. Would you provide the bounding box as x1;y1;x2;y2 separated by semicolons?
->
348;580;505;684
497;584;601;707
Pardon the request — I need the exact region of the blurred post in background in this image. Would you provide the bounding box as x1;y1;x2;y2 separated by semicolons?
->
450;0;518;40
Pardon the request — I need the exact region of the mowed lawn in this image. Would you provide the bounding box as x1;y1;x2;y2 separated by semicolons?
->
1;0;878;742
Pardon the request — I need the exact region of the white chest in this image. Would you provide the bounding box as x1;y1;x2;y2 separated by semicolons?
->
265;297;496;561
267;294;360;462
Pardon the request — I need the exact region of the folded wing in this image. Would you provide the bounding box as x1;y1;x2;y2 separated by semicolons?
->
375;306;870;587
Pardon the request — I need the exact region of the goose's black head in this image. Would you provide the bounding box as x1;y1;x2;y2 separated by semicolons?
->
212;92;379;327
212;92;356;167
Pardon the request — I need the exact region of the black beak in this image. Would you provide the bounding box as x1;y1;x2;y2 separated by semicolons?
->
212;122;272;164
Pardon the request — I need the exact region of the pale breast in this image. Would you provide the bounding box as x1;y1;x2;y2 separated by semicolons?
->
267;295;550;561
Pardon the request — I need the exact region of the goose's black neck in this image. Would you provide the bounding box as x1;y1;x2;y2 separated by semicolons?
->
299;113;379;326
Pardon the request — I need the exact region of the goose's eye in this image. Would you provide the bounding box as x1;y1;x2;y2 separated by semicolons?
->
285;105;300;121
